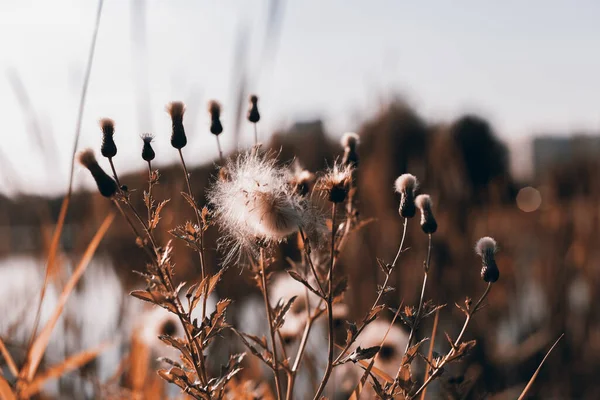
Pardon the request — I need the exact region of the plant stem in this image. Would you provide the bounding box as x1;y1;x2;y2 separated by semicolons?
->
313;203;338;400
215;135;223;160
108;157;121;188
254;122;258;145
408;282;493;399
391;218;408;268
260;249;283;400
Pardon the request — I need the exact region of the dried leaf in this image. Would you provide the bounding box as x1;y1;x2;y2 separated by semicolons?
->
446;340;476;363
272;296;297;331
339;346;381;364
287;270;322;297
333;276;349;299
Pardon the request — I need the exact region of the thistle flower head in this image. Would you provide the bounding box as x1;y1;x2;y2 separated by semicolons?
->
341;132;360;150
316;163;353;203
415;194;437;234
341;132;360;169
208;151;309;264
394;173;419;218
247;94;260;123
99;118;117;158
475;236;499;283
140;133;155;162
208;100;223;135
290;162;315;197
78;149;118;198
166;101;187;149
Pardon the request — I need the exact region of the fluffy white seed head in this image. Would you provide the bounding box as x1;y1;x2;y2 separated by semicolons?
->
341;132;360;149
475;236;498;256
394;173;418;194
415;194;432;211
77;148;97;169
208;151;309;264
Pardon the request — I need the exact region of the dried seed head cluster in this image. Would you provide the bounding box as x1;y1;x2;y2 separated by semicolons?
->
99;118;117;158
78;149;118;198
394;173;418;218
290;163;315;197
247;94;260;123
166;101;187;149
208;151;308;264
141;133;155;162
208;100;223;135
475;236;500;283
317;164;353;203
415;194;437;234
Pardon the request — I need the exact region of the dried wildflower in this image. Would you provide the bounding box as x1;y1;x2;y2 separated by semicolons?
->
99;118;117;158
290;163;315;197
247;94;260;123
317;164;353;203
208;100;223;135
207;151;308;264
415;194;437;234
166;101;187;149
394;174;418;218
141;133;155;162
78;149;118;197
341;132;359;168
475;237;499;283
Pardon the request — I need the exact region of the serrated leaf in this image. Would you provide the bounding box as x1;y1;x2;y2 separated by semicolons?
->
272;296;297;331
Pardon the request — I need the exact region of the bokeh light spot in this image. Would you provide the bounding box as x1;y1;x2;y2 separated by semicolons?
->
516;186;542;212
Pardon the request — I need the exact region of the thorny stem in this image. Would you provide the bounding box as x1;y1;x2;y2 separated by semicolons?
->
408;282;493;400
117;195;209;387
313;203;338;400
390;234;432;395
259;249;283;400
177;149;208;321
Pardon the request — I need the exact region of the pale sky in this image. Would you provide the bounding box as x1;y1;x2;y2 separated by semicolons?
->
1;0;599;195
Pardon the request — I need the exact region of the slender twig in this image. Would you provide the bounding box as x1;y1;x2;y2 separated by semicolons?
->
298;228;325;295
420;309;439;400
517;333;564;400
391;218;408;268
215;135;224;161
253;123;258;145
259;249;283;400
313;203;338;400
146;161;153;226
108;157;121;187
408;282;493;399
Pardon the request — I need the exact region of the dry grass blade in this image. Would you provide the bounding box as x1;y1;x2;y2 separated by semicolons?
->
0;337;18;378
517;333;564;400
420;309;439;400
0;376;16;400
21;212;116;382
21;342;112;398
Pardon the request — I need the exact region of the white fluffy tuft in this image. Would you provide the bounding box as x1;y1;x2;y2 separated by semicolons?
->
208;151;309;264
415;194;432;211
475;237;497;256
341;132;360;148
394;173;418;194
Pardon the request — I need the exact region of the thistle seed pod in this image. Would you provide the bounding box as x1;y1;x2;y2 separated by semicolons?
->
166;101;187;149
394;174;418;218
208;100;223;135
341;132;359;168
99;118;117;158
317;164;352;204
475;237;499;283
247;94;260;123
415;194;437;234
78;149;118;198
290;164;315;197
141;133;155;162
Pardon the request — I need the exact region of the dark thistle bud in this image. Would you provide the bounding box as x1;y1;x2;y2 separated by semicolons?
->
141;133;155;162
475;237;499;283
290;164;315;197
208;100;223;135
341;132;360;168
247;94;260;123
415;194;437;234
99;118;117;158
394;174;418;218
166;101;187;149
78;149;118;198
317;164;352;203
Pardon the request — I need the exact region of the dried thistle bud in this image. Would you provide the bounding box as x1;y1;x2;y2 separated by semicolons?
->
290;163;315;197
208;100;223;135
166;101;187;149
341;132;359;168
99;118;117;158
415;194;437;234
317;164;352;203
394;174;418;218
247;94;260;123
78;149;118;198
475;237;499;283
141;133;155;162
